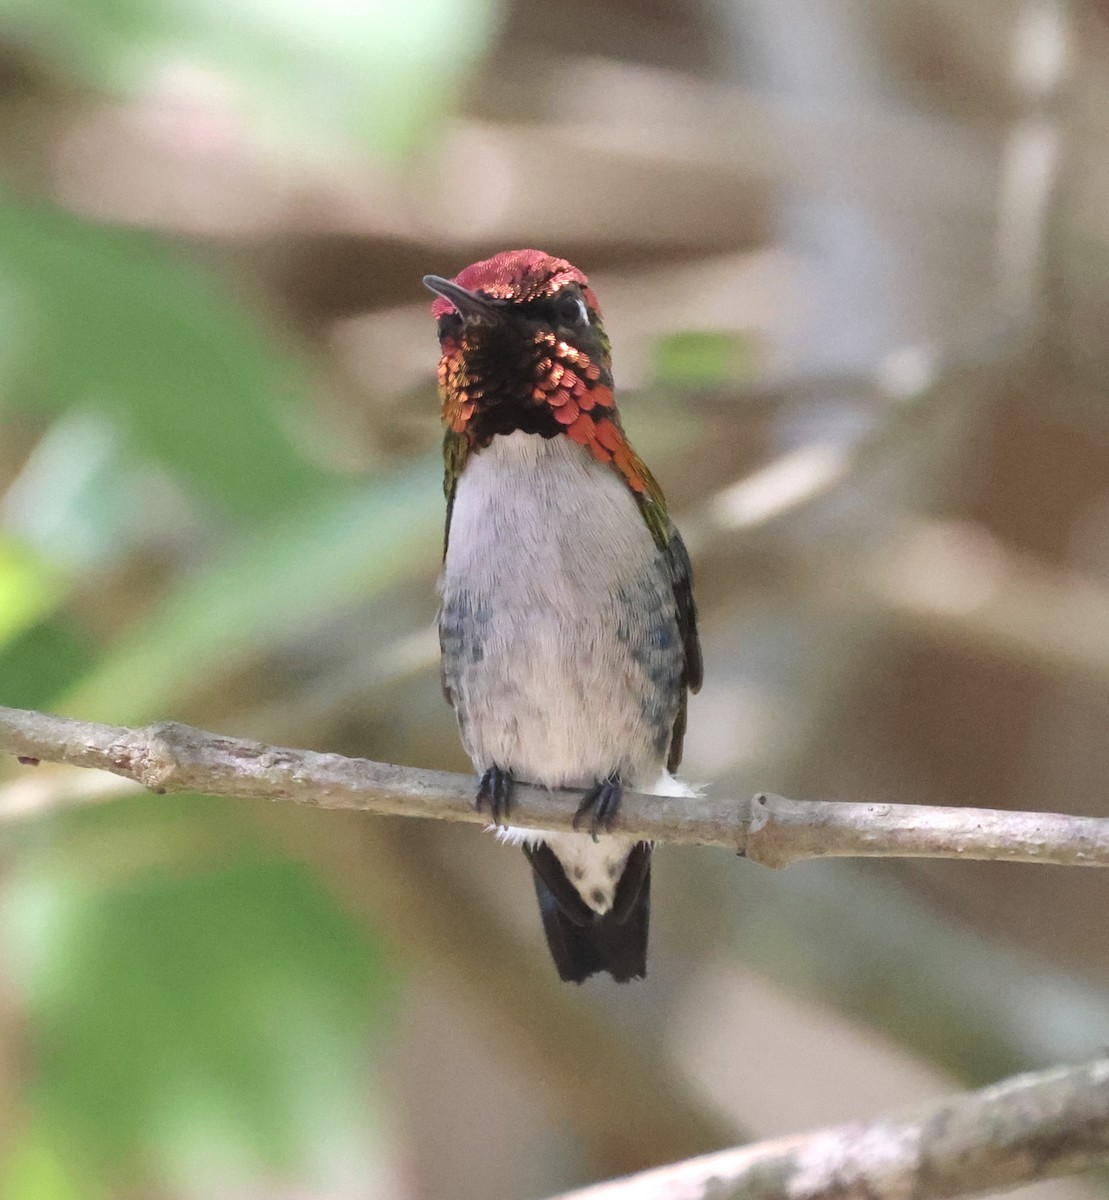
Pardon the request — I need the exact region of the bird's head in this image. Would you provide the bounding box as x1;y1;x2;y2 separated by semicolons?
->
424;250;647;483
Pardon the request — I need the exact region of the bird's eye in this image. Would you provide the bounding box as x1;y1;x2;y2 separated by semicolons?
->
556;293;589;326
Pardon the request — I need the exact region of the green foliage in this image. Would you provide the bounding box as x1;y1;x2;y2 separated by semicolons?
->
0;0;501;158
651;329;758;390
0;535;64;647
2;798;395;1193
0;192;433;1183
0;0;505;1189
0;618;94;712
63;457;442;723
0;203;331;519
3;1129;94;1200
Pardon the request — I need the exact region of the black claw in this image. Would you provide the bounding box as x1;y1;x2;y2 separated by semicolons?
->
477;765;514;825
573;775;623;841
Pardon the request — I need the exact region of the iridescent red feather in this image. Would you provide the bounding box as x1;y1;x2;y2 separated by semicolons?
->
431;249;654;496
430;249;602;319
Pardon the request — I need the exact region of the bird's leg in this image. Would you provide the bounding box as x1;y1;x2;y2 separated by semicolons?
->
573;774;623;841
477;765;514;826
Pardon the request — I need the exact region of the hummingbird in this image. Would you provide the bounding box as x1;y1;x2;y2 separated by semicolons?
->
423;250;701;983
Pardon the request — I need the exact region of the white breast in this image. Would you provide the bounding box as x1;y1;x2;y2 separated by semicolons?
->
444;430;660;617
440;430;678;914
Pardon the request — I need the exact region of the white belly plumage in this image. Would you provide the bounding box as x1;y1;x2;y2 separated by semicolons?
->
439;431;684;913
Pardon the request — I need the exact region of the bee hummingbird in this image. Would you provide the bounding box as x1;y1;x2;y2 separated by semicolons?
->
423;250;701;982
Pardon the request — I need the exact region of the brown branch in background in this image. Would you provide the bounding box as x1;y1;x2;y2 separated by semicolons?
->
545;1056;1109;1200
2;704;1108;868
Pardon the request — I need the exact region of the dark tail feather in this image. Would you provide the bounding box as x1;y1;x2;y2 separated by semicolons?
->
523;842;651;983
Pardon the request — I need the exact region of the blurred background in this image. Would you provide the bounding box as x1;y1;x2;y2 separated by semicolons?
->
0;0;1108;1197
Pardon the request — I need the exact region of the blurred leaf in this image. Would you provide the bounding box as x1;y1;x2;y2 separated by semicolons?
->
0;618;94;711
3;814;394;1188
64;456;442;722
0;0;501;158
0;0;172;84
0;202;329;519
2;1126;94;1200
0;535;65;648
651;329;758;390
1;410;154;570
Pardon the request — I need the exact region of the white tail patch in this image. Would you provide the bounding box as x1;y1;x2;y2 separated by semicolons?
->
492;771;701;915
646;770;702;800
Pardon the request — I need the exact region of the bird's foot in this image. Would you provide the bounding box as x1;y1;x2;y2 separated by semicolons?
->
477;765;514;826
573;775;622;842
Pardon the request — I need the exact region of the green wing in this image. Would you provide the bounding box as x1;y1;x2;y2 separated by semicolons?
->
439;429;473;707
441;429;471;557
663;525;702;771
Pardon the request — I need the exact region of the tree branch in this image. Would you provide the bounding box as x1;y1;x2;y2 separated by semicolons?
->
1;704;1108;868
544;1056;1109;1200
